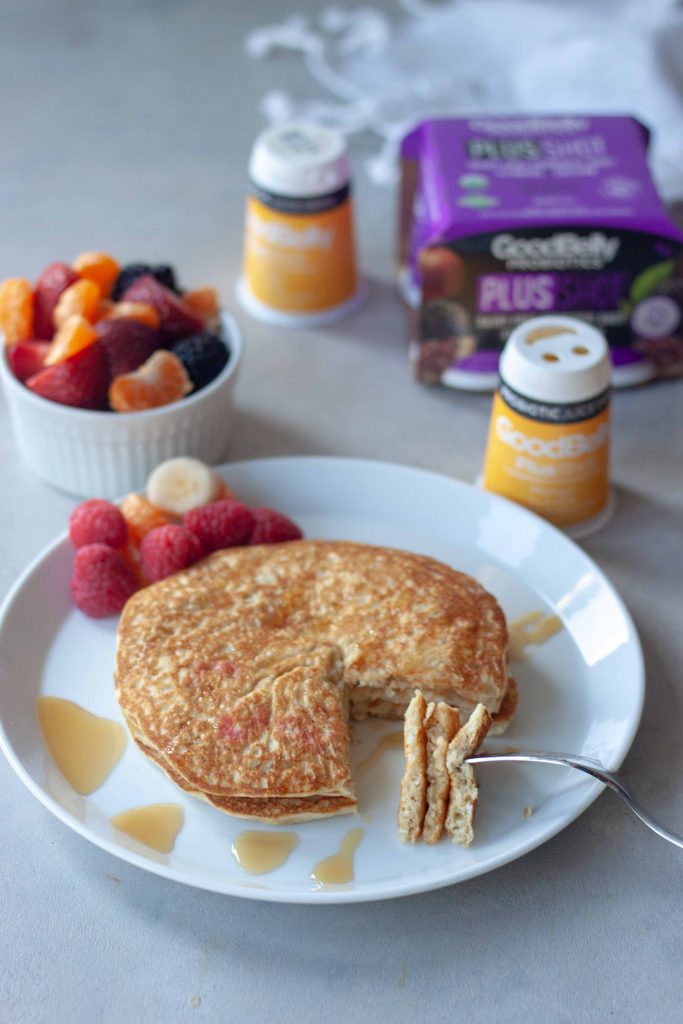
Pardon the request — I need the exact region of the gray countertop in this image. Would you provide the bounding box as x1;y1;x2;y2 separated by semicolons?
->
2;3;683;1022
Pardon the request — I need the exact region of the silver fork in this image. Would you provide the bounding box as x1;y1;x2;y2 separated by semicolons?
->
467;750;683;850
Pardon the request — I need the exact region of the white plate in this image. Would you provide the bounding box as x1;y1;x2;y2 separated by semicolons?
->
0;457;644;903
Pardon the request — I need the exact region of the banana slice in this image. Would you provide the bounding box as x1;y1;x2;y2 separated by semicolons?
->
146;457;223;516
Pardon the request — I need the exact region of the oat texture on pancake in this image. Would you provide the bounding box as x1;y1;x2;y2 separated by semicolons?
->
115;540;510;823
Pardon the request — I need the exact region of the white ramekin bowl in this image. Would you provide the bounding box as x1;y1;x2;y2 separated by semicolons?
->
0;312;243;499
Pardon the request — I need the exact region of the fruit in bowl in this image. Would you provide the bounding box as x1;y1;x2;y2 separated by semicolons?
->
0;255;243;498
1;253;230;412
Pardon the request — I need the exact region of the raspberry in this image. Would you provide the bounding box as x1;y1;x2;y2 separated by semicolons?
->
249;508;303;545
139;524;204;581
183;500;255;553
121;275;202;342
112;263;180;302
95;319;160;378
26;341;110;410
171;332;229;391
69;499;127;549
70;543;138;618
34;262;79;339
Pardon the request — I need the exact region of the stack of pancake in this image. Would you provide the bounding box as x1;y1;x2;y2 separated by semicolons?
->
398;693;492;846
115;540;514;824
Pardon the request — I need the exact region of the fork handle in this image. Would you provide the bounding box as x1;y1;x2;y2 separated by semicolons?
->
468;751;683;851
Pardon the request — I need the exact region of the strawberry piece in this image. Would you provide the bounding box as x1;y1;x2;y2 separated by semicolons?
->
33;263;79;339
249;508;303;545
183;500;255;553
7;340;51;382
26;341;110;410
122;275;203;342
71;543;138;617
139;524;204;581
69;499;127;549
95;319;160;378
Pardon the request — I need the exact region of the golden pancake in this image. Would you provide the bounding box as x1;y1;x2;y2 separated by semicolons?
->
115;540;511;821
134;736;356;824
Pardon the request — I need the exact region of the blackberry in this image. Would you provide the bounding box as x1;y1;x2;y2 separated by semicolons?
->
112;263;181;301
152;264;180;294
171;332;230;391
112;264;151;301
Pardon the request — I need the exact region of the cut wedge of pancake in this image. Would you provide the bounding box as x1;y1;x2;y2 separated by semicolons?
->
397;691;428;842
422;701;460;844
445;704;492;847
134;735;356;824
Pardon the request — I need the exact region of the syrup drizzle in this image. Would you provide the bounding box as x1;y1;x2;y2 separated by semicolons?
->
36;696;127;794
232;831;299;875
311;827;364;885
356;731;404;772
509;611;563;660
111;803;184;854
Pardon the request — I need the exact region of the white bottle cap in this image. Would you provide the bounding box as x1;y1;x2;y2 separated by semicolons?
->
249;122;350;198
500;315;611;403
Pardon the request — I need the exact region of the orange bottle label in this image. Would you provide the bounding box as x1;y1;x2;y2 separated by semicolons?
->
242;193;357;315
482;391;610;527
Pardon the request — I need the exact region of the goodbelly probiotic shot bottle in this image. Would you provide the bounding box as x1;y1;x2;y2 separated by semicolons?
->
238;122;363;328
482;315;613;538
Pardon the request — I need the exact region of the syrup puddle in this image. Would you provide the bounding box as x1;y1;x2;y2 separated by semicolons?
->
356;731;403;771
232;831;299;875
311;827;364;885
36;696;127;794
111;803;184;853
509;611;563;661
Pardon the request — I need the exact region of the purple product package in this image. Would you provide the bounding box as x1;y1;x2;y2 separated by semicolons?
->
399;115;683;389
